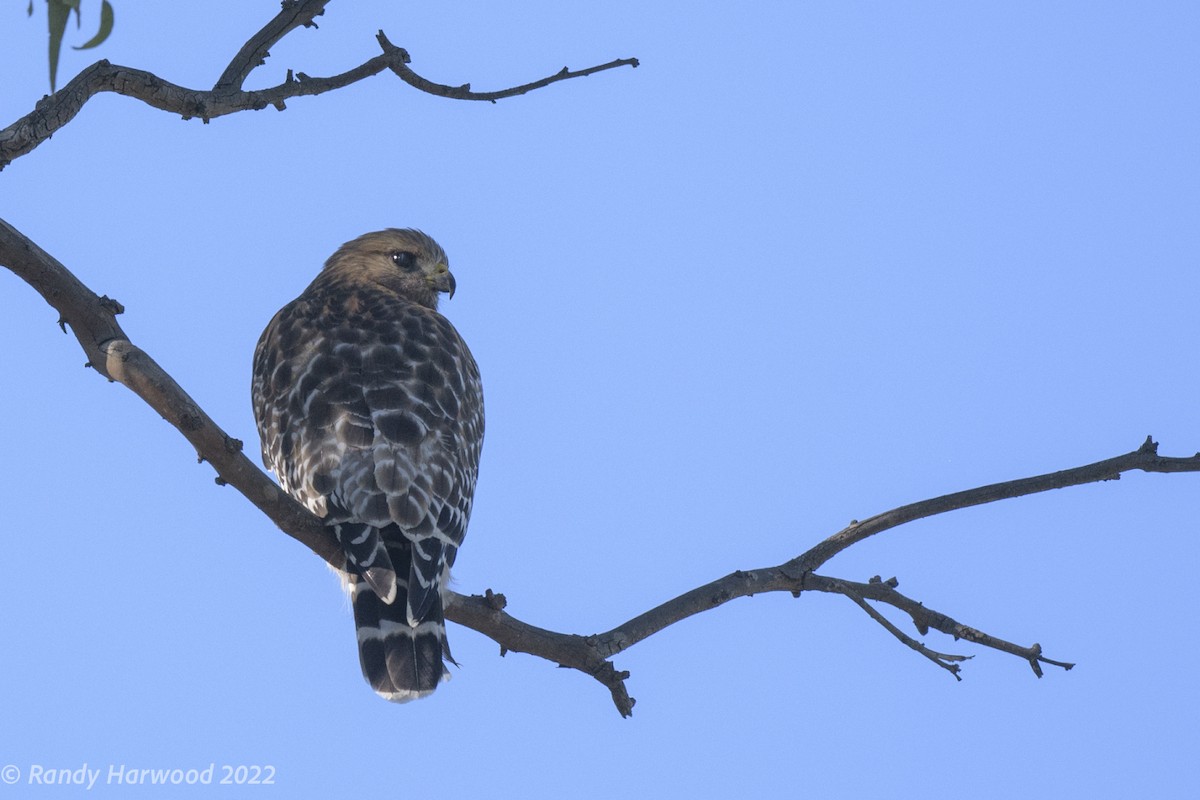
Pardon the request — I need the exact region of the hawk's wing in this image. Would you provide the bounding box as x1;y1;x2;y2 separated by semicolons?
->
252;281;484;622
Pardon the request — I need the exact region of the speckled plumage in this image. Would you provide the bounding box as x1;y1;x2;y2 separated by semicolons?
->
251;229;483;702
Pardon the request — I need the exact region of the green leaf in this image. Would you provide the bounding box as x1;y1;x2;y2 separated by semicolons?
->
55;0;83;25
73;1;114;51
46;0;72;91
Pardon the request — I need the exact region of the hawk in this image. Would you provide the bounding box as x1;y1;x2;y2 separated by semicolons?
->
251;229;484;702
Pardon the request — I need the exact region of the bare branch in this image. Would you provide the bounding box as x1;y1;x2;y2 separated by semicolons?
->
0;7;638;169
0;51;403;169
790;437;1200;575
446;590;636;717
3;216;1194;716
576;430;1200;657
803;574;1076;679
0;217;342;569
214;0;333;92
375;31;639;104
843;588;972;679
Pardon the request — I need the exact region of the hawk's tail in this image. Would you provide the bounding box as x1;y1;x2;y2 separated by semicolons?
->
349;540;452;703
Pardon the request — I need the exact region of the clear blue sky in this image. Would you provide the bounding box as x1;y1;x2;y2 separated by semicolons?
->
2;2;1198;797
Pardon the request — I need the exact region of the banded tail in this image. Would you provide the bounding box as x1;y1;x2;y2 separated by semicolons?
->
344;528;454;702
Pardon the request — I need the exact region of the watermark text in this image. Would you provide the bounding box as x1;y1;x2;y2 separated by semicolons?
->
2;762;276;789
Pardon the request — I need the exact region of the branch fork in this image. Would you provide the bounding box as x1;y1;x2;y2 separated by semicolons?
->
0;0;637;168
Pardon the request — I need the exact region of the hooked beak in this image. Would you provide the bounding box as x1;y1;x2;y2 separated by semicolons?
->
429;264;456;299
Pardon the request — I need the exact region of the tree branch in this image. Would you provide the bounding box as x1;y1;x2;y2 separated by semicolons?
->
789;437;1200;575
0;3;638;169
804;574;1076;678
213;0;333;93
842;586;973;679
375;31;639;103
4;216;1197;717
0;216;342;569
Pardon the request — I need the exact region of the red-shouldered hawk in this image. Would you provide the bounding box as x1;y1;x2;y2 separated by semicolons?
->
251;229;484;702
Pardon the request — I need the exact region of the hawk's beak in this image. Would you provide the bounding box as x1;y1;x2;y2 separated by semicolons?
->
429;264;456;299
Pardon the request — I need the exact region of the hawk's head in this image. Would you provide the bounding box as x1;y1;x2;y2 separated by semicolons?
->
323;228;455;310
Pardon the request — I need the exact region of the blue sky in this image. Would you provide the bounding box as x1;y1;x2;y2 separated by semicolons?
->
2;2;1198;797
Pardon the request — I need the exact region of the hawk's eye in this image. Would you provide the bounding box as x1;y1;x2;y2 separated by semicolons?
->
391;251;418;271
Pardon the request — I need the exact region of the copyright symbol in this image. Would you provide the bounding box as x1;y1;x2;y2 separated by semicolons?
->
0;765;19;784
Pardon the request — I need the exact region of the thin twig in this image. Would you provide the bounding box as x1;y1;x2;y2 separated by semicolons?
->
376;31;638;103
804;574;1078;679
790;437;1200;575
839;575;1077;677
844;591;971;679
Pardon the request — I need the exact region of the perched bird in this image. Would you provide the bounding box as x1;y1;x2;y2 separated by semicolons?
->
251;229;484;702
